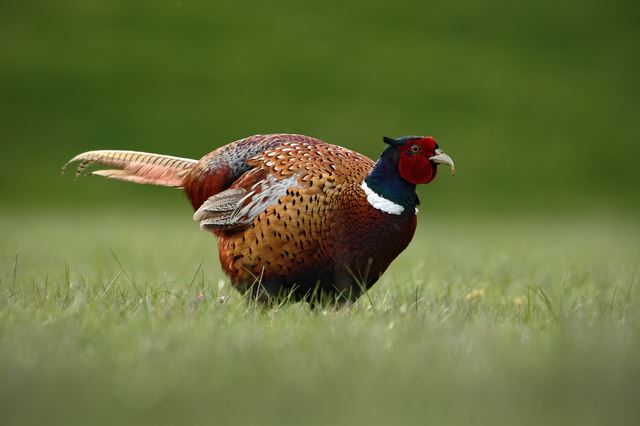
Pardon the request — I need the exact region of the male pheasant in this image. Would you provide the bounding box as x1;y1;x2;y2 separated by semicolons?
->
64;134;454;302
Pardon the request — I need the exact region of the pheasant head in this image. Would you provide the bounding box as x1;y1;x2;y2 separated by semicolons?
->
361;136;455;215
384;135;455;183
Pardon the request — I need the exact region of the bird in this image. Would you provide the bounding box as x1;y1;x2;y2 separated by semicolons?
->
64;134;454;303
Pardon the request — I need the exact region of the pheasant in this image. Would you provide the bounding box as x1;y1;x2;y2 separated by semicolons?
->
64;134;454;303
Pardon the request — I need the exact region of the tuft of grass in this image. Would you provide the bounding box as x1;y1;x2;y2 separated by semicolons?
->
1;210;639;426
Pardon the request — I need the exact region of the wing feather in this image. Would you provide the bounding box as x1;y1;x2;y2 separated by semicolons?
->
194;172;299;231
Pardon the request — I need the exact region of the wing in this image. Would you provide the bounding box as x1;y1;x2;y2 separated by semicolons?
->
184;134;324;210
192;137;373;232
193;168;299;231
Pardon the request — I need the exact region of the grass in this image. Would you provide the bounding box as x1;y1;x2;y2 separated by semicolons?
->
1;209;639;426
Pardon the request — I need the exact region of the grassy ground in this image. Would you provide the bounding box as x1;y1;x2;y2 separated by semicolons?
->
1;209;638;426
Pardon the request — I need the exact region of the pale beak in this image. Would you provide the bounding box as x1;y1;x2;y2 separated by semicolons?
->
429;149;456;176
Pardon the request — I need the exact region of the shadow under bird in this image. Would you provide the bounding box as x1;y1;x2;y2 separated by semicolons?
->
64;134;454;303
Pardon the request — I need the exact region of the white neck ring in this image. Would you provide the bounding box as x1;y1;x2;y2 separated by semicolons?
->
360;181;404;215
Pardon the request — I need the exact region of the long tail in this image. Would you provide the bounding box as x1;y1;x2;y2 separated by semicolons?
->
63;150;198;187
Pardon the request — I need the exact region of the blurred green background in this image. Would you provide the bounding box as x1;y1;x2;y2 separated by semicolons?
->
2;0;639;216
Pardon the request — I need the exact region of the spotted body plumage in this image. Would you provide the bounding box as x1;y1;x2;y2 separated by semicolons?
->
65;133;454;303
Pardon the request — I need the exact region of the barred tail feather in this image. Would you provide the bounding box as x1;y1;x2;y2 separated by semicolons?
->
63;150;198;187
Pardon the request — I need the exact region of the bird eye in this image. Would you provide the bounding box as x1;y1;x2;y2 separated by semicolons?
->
410;145;420;153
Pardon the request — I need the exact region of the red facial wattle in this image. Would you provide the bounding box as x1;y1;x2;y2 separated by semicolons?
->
397;137;440;185
398;153;436;184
